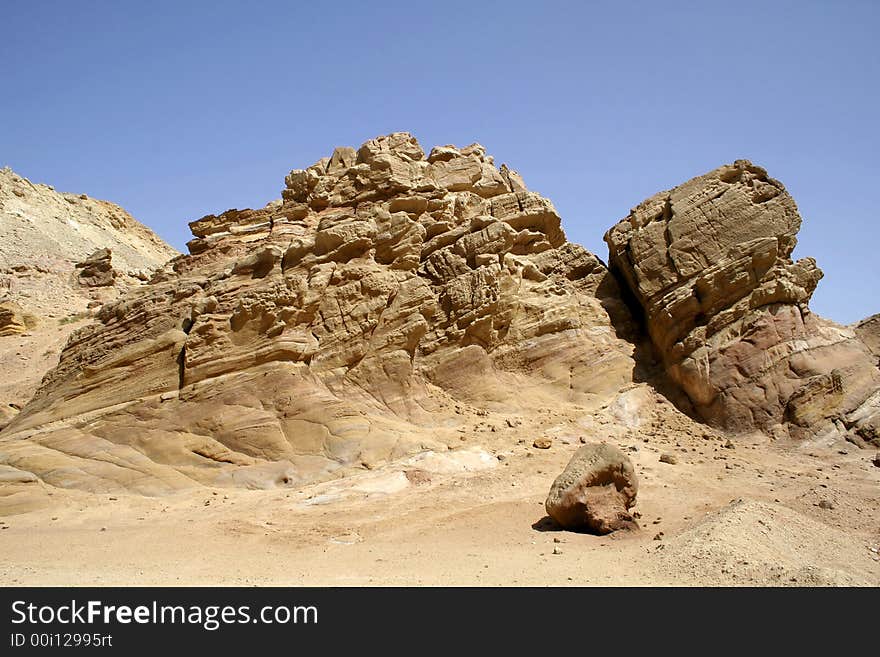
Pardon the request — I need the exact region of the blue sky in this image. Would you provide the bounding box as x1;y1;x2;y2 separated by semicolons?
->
1;1;877;323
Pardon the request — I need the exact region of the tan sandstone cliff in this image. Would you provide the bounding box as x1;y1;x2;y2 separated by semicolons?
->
1;136;877;501
0;134;639;494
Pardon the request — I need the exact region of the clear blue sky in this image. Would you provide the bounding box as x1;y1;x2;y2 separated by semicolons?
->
1;1;877;323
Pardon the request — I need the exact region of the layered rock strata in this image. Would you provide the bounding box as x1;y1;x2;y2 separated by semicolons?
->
605;160;879;443
0;134;637;493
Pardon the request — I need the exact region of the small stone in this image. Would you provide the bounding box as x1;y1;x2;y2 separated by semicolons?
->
552;546;563;555
659;453;677;465
653;533;663;541
724;440;735;449
533;438;552;449
817;499;834;510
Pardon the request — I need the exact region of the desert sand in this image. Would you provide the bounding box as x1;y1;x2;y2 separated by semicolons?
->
2;384;877;586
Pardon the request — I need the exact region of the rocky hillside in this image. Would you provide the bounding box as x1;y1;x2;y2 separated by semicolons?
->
0;167;177;427
0;134;877;499
0;167;175;274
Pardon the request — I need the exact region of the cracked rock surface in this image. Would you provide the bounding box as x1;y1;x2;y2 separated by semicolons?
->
0;133;638;494
605;160;880;443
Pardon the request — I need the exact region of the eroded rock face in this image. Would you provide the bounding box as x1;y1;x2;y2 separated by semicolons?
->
606;160;880;442
0;301;29;337
75;248;117;287
545;442;638;534
0;133;638;494
854;314;880;358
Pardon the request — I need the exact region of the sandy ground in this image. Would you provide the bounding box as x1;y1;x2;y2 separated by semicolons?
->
1;391;878;587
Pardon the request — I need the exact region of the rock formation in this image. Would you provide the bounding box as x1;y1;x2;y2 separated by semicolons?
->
75;248;117;287
605;160;880;444
854;314;880;358
1;136;877;501
544;442;638;533
0;134;638;494
0;301;31;337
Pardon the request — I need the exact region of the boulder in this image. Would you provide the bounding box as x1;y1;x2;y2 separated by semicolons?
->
605;160;880;440
0;300;28;336
75;248;116;287
545;443;639;534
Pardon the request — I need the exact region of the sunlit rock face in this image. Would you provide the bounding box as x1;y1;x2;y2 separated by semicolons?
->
0;133;638;494
605;160;880;443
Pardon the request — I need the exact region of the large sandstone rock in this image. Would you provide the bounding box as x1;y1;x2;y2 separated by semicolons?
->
854;314;880;358
605;160;880;442
0;301;29;336
0;405;18;431
545;442;638;534
75;248;116;287
0;133;638;494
